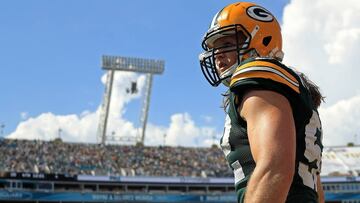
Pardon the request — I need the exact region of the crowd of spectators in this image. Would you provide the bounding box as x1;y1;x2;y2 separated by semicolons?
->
0;138;232;178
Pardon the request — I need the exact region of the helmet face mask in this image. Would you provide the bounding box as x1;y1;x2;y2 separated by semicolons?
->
199;24;252;86
199;2;283;87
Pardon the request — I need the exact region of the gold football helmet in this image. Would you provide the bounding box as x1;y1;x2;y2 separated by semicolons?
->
199;2;284;86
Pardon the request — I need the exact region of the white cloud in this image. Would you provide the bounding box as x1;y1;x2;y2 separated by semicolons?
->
8;112;99;142
282;0;360;146
7;72;145;143
165;113;218;147
144;123;167;146
20;112;28;120
201;115;214;123
7;72;219;147
282;0;360;105
319;95;360;146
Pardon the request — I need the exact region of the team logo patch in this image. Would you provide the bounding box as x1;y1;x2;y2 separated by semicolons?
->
246;6;274;22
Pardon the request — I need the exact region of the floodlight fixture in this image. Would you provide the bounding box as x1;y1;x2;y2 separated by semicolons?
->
102;55;164;74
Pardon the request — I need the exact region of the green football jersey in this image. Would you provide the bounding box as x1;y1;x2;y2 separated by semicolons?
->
220;58;323;203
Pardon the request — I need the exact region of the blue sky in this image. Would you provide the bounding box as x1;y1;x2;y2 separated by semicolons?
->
0;0;286;135
2;0;360;146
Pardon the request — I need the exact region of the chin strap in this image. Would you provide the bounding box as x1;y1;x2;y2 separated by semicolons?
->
219;63;238;87
268;46;284;61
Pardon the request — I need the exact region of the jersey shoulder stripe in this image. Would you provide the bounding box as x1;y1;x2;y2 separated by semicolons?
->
230;59;300;93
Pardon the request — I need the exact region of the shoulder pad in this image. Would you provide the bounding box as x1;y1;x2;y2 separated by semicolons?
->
230;58;300;93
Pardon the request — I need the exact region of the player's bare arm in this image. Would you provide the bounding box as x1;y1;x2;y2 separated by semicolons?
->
240;90;296;203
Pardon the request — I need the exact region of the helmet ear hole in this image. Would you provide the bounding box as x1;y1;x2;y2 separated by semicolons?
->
262;36;272;46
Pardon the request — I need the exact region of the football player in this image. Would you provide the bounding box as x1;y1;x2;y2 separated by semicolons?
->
199;2;325;203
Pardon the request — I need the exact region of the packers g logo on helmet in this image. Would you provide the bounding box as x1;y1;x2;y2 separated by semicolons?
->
246;6;274;22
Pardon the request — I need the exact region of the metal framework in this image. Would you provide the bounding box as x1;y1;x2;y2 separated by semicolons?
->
97;55;164;145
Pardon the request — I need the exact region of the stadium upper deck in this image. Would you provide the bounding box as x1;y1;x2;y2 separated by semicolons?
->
1;138;359;177
0;138;232;178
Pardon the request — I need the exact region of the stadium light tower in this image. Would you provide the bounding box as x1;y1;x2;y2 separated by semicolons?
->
97;55;164;145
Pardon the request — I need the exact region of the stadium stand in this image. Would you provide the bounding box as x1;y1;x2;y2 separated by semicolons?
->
0;139;232;177
0;138;359;203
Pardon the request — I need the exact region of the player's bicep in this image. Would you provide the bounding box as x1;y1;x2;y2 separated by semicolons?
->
239;90;296;169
